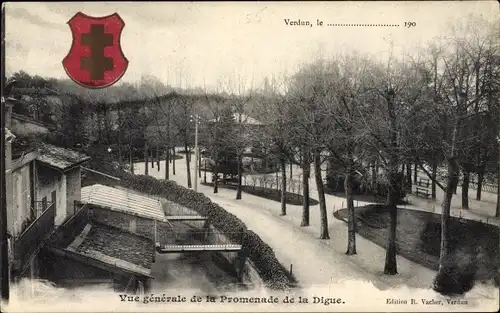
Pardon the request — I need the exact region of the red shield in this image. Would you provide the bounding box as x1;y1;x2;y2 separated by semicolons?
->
62;12;128;89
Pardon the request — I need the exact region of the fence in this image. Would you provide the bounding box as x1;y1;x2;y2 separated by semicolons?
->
243;174;304;196
467;180;498;194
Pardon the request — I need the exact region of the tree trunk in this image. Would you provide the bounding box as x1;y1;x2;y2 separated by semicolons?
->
345;156;356;255
290;161;293;190
406;162;412;193
496;156;500;217
280;157;287;216
462;169;470;209
144;143;149;176
165;146;170;180
314;150;329;239
213;165;219;194
434;92;464;293
129;142;134;174
150;149;154;169
156;144;160;170
383;169;398;275
384;90;398;275
433;158;460;292
117;126;123;166
185;142;192;188
476;165;484;201
413;159;418;183
371;161;377;191
275;170;279;196
172;147;176;175
236;154;243;200
301;147;310;227
431;159;438;200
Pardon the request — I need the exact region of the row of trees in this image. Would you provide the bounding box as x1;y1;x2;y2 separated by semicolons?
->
254;15;499;294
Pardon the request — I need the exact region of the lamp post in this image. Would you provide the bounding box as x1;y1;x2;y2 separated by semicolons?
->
190;115;199;192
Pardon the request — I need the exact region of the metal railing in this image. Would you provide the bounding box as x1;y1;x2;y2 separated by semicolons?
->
13;202;56;271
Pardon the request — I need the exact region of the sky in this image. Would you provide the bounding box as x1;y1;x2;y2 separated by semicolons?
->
3;1;499;91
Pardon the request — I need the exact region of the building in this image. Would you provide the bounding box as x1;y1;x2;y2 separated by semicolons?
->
4;97;91;284
4;95;159;294
40;184;166;291
41;201;156;292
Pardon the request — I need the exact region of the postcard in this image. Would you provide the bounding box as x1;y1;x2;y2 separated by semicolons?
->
1;1;499;312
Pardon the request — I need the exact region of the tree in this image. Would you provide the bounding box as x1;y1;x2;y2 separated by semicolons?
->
357;51;429;274
203;93;235;193
255;75;293;217
288;61;337;239
221;72;255;200
321;53;373;254
424;16;500;293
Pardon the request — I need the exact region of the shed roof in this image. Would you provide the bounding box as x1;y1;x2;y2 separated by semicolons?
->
81;184;167;222
72;222;154;276
37;143;91;171
49;222;154;278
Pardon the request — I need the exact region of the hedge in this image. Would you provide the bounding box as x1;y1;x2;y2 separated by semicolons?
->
82;167;297;290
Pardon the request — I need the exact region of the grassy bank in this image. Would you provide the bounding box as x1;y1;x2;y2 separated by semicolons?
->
333;205;499;286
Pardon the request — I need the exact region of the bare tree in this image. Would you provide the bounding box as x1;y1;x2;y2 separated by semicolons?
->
255;75;293;217
288;61;337;239
221;72;255;200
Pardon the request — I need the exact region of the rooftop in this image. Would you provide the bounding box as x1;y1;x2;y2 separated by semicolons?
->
48;220;154;277
37;143;91;171
11;87;60;97
208;113;263;125
81;184;167;222
69;222;155;276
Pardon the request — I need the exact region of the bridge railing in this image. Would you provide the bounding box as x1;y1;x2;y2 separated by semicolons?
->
157;227;244;247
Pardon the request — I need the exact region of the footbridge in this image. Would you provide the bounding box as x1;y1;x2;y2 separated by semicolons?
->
155;225;244;253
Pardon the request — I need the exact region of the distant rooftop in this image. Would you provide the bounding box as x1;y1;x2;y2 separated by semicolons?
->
37;143;91;171
11;87;60;97
208;113;263;125
81;184;167;222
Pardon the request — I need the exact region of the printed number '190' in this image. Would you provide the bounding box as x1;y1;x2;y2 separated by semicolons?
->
405;22;416;28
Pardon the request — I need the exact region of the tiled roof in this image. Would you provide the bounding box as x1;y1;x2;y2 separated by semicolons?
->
73;222;154;274
37;143;90;171
81;184;167;222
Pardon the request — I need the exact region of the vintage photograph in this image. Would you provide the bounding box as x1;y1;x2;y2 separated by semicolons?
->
1;1;499;312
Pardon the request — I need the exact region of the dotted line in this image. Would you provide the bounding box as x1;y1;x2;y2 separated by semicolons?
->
326;23;400;27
